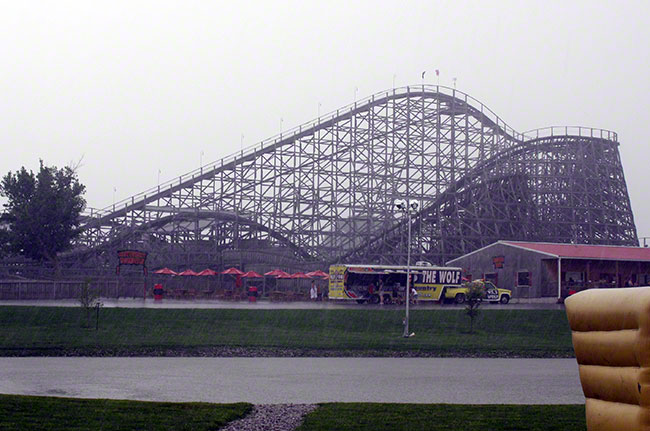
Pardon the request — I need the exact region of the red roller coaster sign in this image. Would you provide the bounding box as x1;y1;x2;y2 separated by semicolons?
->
116;250;148;275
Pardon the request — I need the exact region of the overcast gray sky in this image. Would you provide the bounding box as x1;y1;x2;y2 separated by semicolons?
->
1;1;649;237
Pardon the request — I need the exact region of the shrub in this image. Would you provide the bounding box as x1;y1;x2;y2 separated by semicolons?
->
464;280;486;333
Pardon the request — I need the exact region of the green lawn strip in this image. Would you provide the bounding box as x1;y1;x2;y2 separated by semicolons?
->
0;396;587;431
0;307;573;357
298;403;586;431
0;394;251;431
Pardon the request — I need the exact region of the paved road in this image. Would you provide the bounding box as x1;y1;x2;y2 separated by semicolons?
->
0;298;564;310
0;357;582;404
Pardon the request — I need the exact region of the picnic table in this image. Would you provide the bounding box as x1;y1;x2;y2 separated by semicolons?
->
269;291;289;301
166;288;196;300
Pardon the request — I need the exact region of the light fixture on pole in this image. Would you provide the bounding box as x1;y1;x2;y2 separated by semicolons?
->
396;200;418;338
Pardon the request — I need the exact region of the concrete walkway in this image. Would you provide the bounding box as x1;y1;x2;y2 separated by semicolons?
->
0;357;583;404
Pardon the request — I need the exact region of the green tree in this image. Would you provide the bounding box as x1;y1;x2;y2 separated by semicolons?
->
0;229;11;259
0;161;86;270
464;280;486;333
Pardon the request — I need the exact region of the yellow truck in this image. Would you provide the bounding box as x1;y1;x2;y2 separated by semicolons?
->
456;280;512;304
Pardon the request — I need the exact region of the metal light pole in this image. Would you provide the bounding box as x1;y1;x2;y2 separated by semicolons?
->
404;208;412;337
397;201;417;338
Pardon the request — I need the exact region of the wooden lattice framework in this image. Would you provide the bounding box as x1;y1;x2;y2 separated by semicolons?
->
74;85;637;269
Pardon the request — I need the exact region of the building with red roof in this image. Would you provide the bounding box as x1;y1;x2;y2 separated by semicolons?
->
447;241;650;300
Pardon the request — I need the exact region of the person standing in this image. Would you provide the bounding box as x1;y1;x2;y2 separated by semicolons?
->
310;280;317;301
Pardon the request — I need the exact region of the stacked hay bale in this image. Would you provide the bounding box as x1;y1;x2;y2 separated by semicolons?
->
566;288;650;430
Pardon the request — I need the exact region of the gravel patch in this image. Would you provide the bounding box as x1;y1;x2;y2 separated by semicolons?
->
220;404;317;431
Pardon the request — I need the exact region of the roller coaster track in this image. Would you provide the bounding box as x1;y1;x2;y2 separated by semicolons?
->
75;85;636;270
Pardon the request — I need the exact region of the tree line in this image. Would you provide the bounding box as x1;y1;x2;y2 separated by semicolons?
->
0;161;86;272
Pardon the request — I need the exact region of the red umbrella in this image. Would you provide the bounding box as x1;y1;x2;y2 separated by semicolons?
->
276;271;293;279
306;270;329;279
154;267;177;275
222;267;244;275
242;271;263;278
290;272;312;279
178;269;199;276
197;269;218;276
264;269;286;277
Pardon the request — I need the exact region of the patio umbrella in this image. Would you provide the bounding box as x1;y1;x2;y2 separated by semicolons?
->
178;269;199;276
197;269;218;276
222;267;244;275
290;272;312;279
221;267;244;290
240;271;264;295
306;270;329;279
263;269;288;295
288;272;312;294
242;271;263;278
154;267;177;275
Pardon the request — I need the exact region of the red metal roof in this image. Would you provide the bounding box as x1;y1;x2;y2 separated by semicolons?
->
501;241;650;261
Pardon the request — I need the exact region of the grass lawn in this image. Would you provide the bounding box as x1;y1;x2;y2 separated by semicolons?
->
0;307;573;357
298;403;586;431
0;394;251;431
0;396;586;431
